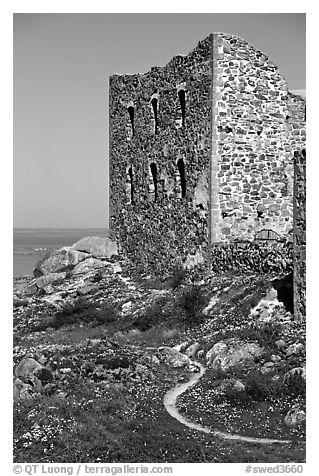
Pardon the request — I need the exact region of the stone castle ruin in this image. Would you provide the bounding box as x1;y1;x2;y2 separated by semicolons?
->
109;33;306;319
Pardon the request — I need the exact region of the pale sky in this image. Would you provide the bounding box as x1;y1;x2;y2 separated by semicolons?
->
13;13;306;228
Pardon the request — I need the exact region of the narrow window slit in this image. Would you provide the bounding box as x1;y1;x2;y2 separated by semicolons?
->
151;98;159;134
178;89;186;127
150;163;158;202
177;159;186;197
127;106;134;137
128;166;134;204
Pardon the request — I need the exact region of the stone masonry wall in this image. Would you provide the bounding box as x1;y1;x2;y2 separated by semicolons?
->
293;149;306;320
109;37;212;277
109;33;305;281
211;33;306;243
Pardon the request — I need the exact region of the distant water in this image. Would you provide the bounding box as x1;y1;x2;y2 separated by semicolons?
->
13;228;109;278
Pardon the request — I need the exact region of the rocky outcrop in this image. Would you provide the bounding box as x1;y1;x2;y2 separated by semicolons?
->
72;236;118;259
71;257;109;275
286;342;304;357
157;347;192;369
14;357;54;400
34;272;67;288
284;404;306;428
33;247;89;277
206;339;263;372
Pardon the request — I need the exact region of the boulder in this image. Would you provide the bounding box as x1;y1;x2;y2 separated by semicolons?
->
76;284;99;296
15;357;43;379
206;339;263;372
157;347;192;368
275;339;287;349
112;263;122;274
284;404;306;428
185;342;200;358
260;361;275;374
33;247;88;277
286;342;305;357
13;378;34;400
121;301;132;313
215;378;246;395
284;366;306;383
14;357;53;395
34;272;67;289
206;342;227;364
71;257;109;275
72;236;118;259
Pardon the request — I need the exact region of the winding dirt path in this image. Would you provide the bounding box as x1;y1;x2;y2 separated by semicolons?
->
163;362;291;445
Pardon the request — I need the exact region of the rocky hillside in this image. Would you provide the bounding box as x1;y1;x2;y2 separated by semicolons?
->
13;237;306;463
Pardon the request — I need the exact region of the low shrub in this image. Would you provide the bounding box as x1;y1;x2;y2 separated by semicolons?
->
177;284;206;327
226;321;283;350
223;386;251;406
93;301;119;325
169;265;187;290
283;371;306;398
133;285;206;331
34;298;118;330
249;321;283;349
245;370;284;402
95;355;133;369
133;296;172;331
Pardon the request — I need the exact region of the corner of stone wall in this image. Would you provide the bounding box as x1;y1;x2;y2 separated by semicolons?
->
293;148;306;320
208;33;222;251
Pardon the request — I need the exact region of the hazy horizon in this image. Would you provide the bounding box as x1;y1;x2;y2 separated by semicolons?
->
14;13;306;229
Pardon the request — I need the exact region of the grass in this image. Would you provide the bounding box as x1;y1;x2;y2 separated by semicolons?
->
132;284;207;332
33;298;119;331
13;271;305;463
14;367;305;464
177;366;306;444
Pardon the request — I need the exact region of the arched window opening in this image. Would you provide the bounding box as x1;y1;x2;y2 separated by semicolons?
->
127;106;134;137
128;166;134;204
150;163;158;202
178;89;186;127
151;97;159;134
177;159;186;197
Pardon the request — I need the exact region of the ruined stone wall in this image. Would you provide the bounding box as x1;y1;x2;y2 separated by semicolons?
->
109;33;306;280
109;37;212;276
293;149;306;319
211;33;306;243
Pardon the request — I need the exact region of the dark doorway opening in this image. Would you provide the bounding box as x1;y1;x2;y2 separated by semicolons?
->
272;272;294;314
